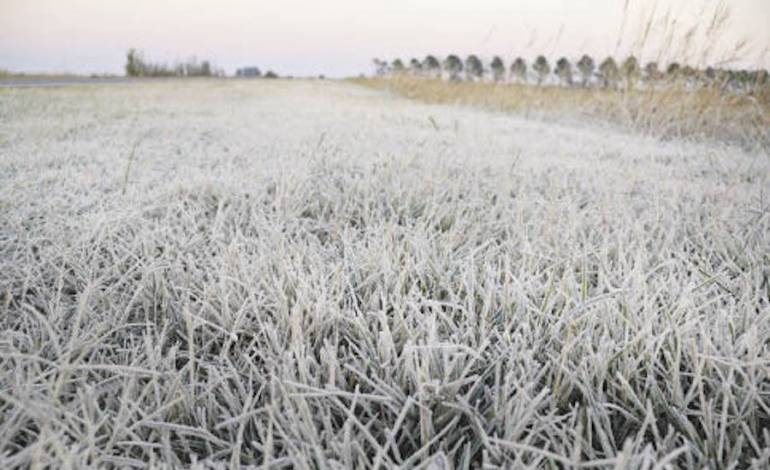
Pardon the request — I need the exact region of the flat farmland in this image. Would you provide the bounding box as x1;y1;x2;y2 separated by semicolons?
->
1;79;769;469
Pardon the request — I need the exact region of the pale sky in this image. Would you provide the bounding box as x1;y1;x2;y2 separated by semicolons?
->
1;0;768;77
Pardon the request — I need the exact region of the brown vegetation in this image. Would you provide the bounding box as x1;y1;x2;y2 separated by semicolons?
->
353;75;770;149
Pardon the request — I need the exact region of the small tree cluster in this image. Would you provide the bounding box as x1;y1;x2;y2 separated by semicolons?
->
234;67;281;79
235;67;261;78
125;49;223;78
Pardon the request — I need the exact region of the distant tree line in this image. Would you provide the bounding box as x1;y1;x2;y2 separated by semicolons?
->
125;49;224;77
234;67;281;79
372;55;770;94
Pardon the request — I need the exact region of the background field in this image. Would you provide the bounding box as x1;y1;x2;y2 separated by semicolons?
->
1;80;769;468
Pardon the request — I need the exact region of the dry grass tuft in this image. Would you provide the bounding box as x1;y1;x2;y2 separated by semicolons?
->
353;76;770;149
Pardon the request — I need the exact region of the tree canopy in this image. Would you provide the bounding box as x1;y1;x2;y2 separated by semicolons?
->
533;56;550;85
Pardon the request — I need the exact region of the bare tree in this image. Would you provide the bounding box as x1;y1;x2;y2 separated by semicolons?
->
510;57;527;83
391;59;405;74
620;56;640;89
666;62;681;81
554;57;573;86
753;69;769;92
465;55;483;81
443;55;463;81
372;58;389;76
533;56;550;85
576;55;595;87
681;65;696;86
409;58;422;75
423;55;441;78
490;56;505;82
644;62;661;84
598;57;619;89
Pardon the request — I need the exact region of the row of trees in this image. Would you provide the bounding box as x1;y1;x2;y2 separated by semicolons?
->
372;55;769;92
125;49;225;78
234;67;280;79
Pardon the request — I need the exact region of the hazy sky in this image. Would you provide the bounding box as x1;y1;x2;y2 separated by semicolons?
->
1;0;768;76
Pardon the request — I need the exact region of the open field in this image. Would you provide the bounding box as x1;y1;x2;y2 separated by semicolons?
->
1;80;769;468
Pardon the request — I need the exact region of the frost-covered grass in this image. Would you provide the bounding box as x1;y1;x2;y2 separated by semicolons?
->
1;80;769;469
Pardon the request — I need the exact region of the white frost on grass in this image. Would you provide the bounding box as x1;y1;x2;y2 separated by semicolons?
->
1;80;769;469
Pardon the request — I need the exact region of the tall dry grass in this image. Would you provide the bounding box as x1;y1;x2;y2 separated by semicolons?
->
352;76;770;150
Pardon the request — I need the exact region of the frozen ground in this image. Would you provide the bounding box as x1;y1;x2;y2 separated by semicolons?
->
1;80;769;468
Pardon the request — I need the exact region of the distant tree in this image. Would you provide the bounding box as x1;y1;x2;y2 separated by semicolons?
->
666;62;681;81
754;69;769;90
510;57;527;83
723;69;739;90
644;61;661;83
598;57;619;88
125;48;144;77
409;58;422;75
465;55;483;81
391;59;405;74
372;58;389;76
124;49;216;78
737;70;753;90
200;61;212;77
741;69;770;93
181;57;194;76
681;65;696;85
703;66;717;86
443;55;463;81
620;55;640;88
554;57;573;86
533;55;550;85
264;70;279;79
236;66;261;78
490;56;505;82
576;54;595;87
713;68;730;90
423;55;441;77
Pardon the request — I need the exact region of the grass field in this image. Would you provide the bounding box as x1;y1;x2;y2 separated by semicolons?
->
1;79;769;469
